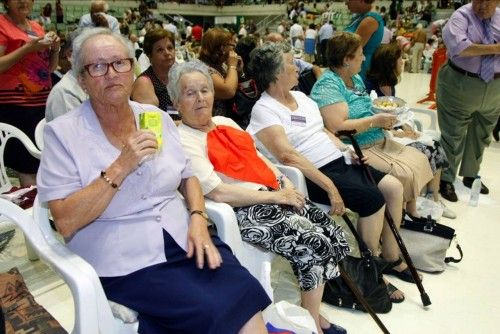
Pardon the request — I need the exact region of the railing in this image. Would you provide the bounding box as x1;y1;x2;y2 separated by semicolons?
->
254;13;285;36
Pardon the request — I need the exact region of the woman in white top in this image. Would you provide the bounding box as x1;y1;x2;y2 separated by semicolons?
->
247;42;409;301
171;60;350;334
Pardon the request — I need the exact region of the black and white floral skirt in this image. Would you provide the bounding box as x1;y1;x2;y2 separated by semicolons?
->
407;140;449;175
234;199;350;291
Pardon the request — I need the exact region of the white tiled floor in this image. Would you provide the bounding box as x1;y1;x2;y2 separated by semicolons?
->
5;73;500;333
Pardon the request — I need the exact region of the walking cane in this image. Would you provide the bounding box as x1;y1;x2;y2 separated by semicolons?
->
336;130;431;307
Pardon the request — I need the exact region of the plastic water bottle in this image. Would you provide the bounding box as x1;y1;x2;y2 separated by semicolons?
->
469;176;481;207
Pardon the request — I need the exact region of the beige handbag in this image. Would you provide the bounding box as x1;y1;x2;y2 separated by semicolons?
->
400;217;463;273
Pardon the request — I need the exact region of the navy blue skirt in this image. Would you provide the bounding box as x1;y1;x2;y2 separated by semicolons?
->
306;157;386;217
100;230;271;334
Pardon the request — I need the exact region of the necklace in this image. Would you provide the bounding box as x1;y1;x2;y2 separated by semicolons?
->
345;81;355;89
108;123;128;148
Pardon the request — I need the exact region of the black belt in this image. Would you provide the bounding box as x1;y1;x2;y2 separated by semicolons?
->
447;61;500;80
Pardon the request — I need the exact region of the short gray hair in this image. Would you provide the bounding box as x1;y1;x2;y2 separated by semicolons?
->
167;60;214;105
71;28;134;76
248;42;291;91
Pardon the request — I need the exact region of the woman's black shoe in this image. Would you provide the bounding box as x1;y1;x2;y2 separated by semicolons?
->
463;177;489;194
383;258;418;284
439;180;458;202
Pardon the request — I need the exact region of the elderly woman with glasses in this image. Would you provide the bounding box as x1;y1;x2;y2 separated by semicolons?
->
310;32;433;281
247;41;409;302
171;60;350;334
36;28;271;334
198;27;242;117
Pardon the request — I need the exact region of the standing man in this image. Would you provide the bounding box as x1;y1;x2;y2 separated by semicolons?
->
45;30;87;122
317;20;334;66
437;0;500;202
289;18;304;47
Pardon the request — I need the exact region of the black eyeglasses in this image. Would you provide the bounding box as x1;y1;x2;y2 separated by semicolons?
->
83;58;134;77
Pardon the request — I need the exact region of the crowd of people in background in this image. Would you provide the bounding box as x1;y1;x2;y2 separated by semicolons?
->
18;0;458;79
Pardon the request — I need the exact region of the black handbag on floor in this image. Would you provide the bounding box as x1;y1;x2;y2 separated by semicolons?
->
323;215;392;314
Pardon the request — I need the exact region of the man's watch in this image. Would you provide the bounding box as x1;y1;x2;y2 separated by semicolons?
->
190;210;209;220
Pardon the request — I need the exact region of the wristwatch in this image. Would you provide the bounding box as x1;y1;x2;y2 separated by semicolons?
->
190;210;209;220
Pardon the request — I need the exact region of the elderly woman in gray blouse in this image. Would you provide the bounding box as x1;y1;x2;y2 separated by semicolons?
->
36;28;270;334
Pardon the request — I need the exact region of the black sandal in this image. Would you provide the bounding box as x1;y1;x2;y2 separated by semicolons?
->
383;258;419;284
386;283;405;303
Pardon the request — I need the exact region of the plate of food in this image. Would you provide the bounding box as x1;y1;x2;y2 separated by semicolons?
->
372;96;407;114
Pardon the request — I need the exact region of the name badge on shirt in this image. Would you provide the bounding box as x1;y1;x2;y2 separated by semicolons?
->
291;115;307;127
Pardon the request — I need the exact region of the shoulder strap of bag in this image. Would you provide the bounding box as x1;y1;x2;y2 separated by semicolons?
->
342;213;372;258
444;240;463;264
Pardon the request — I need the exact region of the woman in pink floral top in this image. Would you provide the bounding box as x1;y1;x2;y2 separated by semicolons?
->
0;0;60;186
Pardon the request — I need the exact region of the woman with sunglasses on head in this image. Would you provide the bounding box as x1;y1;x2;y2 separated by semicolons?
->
198;28;243;117
37;28;271;334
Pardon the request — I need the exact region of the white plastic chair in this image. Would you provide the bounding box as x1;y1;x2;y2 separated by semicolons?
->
0;122;41;193
0;122;42;261
30;197;139;333
34;118;46;151
410;107;441;140
205;199;275;300
27;196;275;333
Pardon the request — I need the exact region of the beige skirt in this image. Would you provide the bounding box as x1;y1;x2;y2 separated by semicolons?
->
363;139;433;202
